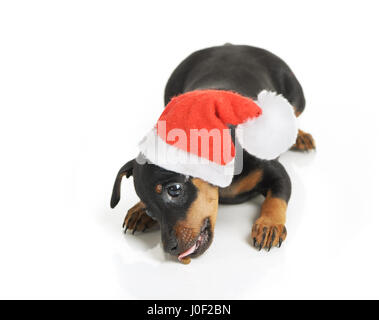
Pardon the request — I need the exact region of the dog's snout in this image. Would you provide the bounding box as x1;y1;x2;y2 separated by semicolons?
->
168;243;178;254
162;232;179;255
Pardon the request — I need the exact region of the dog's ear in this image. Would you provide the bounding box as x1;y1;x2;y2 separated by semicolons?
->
110;159;134;208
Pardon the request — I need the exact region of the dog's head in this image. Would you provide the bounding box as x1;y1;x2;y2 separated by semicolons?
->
110;158;219;262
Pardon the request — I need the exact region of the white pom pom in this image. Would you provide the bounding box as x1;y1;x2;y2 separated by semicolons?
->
236;90;298;160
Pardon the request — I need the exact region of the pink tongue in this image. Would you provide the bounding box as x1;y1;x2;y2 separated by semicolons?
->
178;236;202;261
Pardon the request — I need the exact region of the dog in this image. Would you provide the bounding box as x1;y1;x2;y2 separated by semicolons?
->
110;44;315;264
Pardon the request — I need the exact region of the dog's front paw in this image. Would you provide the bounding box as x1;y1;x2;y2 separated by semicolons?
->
251;218;287;251
123;201;157;234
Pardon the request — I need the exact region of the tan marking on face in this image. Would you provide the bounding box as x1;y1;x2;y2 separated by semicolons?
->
155;184;162;194
219;169;263;198
174;178;219;244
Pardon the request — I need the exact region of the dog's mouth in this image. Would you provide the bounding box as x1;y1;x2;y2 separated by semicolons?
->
177;218;212;263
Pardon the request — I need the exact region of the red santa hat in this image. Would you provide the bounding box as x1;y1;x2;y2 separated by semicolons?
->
138;90;297;187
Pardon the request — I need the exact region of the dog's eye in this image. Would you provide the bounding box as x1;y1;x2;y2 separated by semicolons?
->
166;183;183;197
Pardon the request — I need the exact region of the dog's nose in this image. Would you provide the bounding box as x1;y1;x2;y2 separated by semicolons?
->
168;243;179;254
163;234;179;255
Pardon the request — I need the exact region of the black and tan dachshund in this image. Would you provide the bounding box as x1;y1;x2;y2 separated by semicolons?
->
111;44;315;264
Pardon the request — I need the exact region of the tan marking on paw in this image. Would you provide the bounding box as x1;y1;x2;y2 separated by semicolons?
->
252;220;287;250
251;191;287;251
123;201;157;234
291;129;316;151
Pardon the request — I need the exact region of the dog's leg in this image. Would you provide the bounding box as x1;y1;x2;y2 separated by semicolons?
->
219;158;291;250
123;201;157;234
252;191;288;251
251;161;291;251
291;129;316;151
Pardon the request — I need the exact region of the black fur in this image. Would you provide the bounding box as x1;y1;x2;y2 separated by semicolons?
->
164;44;305;114
110;159;134;209
111;44;304;257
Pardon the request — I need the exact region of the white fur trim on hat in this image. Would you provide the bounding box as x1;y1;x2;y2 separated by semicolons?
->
236;90;298;160
138;128;235;187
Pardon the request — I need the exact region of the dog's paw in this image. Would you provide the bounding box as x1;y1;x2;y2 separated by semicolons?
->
291;129;316;151
123;201;157;234
251;218;287;251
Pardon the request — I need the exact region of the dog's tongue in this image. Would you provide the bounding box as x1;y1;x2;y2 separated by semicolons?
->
178;243;196;262
178;236;202;262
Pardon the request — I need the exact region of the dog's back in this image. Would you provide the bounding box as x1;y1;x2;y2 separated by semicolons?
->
164;44;305;116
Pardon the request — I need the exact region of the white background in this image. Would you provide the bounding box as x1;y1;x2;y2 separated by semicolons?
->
0;0;378;299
